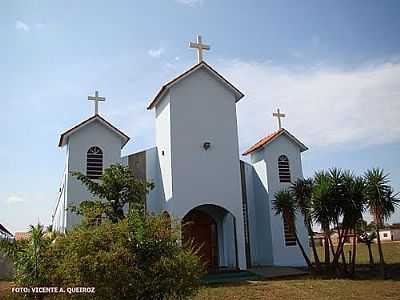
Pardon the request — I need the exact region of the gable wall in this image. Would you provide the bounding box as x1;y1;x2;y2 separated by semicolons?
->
65;120;123;228
261;134;309;266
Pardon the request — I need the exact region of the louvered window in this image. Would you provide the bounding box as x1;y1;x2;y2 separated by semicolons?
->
278;155;291;183
283;217;297;246
87;146;103;179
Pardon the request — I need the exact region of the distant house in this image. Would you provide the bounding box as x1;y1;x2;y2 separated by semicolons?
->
311;233;325;247
0;224;13;240
14;232;31;241
378;229;392;241
391;229;400;241
376;226;400;242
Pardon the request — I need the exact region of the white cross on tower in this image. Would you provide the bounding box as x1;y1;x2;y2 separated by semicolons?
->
88;90;106;115
189;34;210;63
273;108;286;129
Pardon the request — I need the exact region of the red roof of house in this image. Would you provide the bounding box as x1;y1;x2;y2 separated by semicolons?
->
58;114;130;148
15;232;31;240
242;128;308;156
147;61;244;110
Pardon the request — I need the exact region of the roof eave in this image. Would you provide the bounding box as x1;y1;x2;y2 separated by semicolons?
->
147;61;244;110
58;115;130;149
242;129;308;156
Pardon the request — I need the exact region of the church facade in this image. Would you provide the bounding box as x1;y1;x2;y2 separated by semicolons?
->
52;39;309;270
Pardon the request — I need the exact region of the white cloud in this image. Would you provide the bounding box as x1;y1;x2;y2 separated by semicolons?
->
6;194;25;204
217;60;400;151
175;0;203;7
148;47;165;58
16;20;30;32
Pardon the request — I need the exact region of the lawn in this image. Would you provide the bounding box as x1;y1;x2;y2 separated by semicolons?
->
313;241;400;265
195;278;400;300
196;242;400;300
1;243;400;299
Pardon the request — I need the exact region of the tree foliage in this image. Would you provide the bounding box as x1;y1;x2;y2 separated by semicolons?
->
273;167;398;279
71;164;154;223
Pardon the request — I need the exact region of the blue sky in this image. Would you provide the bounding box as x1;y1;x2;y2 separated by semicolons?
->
2;0;400;232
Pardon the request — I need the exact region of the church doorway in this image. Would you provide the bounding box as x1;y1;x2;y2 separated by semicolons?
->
182;204;239;271
182;209;218;268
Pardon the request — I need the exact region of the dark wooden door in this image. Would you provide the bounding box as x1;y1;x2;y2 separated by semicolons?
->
183;209;218;268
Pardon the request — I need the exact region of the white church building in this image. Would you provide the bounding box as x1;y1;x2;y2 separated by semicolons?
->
52;36;309;270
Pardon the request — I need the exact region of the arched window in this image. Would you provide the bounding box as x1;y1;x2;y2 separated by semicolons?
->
278;155;291;183
87;146;103;179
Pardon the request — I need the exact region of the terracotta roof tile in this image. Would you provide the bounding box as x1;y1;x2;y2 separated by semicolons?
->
242;128;308;156
15;232;31;240
243;129;284;156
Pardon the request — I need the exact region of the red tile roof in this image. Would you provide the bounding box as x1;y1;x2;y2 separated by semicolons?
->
15;232;31;241
147;61;244;110
58;114;130;148
242;128;308;156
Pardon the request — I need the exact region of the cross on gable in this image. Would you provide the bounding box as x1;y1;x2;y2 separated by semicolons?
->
88;90;106;115
273;108;286;129
189;34;210;63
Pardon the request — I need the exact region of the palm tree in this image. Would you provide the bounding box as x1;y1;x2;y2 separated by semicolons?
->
341;173;366;276
312;171;335;265
364;168;399;279
29;224;45;282
291;178;321;272
272;190;314;271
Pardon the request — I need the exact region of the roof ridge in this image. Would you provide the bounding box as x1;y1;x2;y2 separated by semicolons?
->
58;114;130;147
147;60;244;109
242;128;307;156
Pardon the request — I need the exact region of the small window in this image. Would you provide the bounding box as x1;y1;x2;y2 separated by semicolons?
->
284;217;297;246
278;155;291;183
87;146;103;179
383;233;388;238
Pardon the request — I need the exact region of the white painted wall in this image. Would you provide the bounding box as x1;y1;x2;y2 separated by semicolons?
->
64;120;124;229
243;160;273;266
250;134;309;267
391;229;400;241
145;147;165;214
153;67;247;269
379;230;392;241
155;95;173;203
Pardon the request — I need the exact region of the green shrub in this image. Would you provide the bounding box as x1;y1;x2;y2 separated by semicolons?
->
0;224;52;286
46;211;204;300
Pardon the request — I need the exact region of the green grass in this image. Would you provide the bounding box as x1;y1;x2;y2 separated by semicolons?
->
196;242;400;300
313;241;400;265
1;243;400;299
196;278;400;300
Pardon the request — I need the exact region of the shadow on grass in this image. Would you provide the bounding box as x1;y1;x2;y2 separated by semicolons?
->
203;263;400;288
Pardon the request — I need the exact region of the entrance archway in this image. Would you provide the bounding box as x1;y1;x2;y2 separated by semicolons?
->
182;204;238;271
182;209;218;267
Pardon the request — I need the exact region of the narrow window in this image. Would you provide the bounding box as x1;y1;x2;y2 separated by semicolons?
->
87;146;103;179
278;155;291;183
283;217;297;246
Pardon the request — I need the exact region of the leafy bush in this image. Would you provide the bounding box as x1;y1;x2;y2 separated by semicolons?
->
0;224;52;286
45;211;204;300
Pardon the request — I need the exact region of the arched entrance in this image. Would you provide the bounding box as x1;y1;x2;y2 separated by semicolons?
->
182;209;218;268
182;204;238;271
